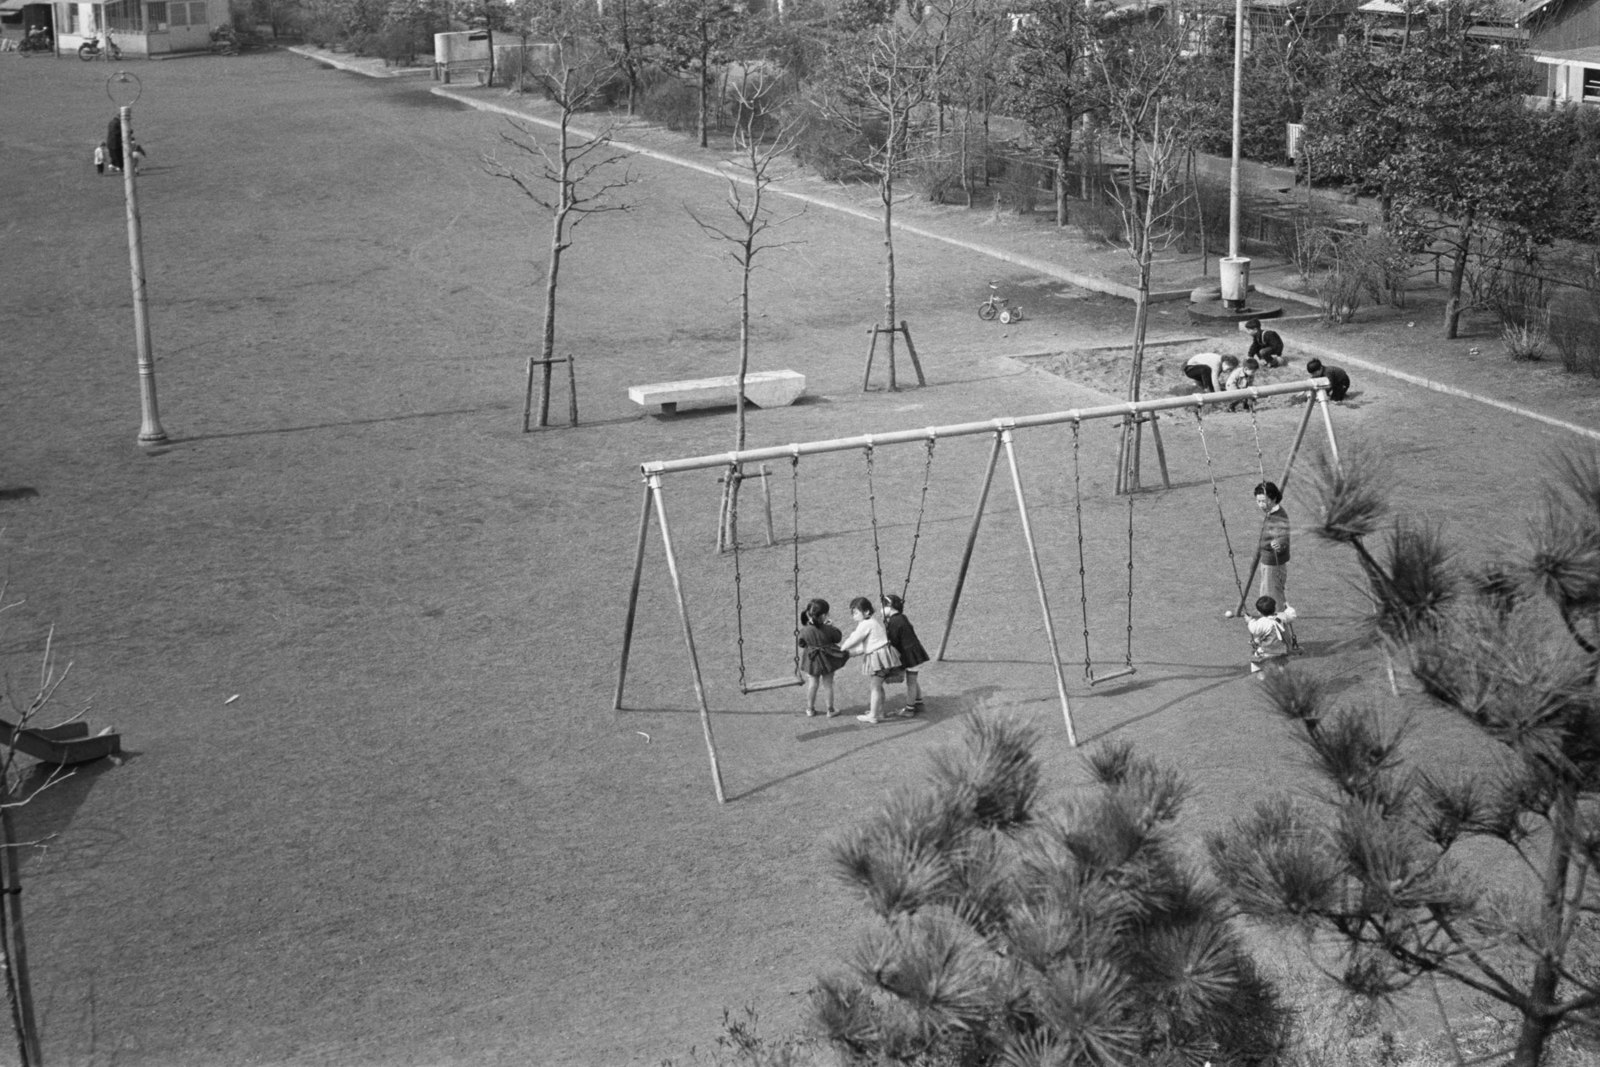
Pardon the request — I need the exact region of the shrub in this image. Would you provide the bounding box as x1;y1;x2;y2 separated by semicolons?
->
993;160;1038;215
783;99;876;182
812;716;1291;1067
1073;198;1125;245
1477;256;1552;331
640;77;698;133
909;154;961;204
1504;322;1548;362
1548;287;1600;376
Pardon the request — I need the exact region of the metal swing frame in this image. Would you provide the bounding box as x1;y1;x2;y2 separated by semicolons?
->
614;380;1341;802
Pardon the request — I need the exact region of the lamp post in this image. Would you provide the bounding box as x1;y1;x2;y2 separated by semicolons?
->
1222;0;1250;311
108;72;168;446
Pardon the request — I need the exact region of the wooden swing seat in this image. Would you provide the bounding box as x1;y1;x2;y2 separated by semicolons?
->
1086;666;1137;687
741;675;805;694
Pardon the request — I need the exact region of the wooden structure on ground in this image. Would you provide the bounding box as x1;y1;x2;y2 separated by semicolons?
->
616;379;1342;803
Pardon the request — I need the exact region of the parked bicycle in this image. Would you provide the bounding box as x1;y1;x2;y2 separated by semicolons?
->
78;32;120;61
977;284;1024;324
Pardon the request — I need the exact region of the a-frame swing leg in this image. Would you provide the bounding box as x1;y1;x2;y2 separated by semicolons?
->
1235;390;1322;616
937;430;1003;661
649;473;728;804
1001;428;1078;746
614;481;654;710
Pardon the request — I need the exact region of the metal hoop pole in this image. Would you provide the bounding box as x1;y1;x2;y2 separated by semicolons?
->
649;473;726;804
937;430;1002;661
1001;428;1077;745
121;105;166;446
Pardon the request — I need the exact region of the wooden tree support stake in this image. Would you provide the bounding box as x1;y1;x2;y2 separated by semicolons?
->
861;321;927;393
715;464;776;553
526;353;579;430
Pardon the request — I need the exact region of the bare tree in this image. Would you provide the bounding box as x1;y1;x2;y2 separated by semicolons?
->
1085;13;1188;492
686;80;805;548
482;33;636;431
0;581;99;1067
814;0;971;390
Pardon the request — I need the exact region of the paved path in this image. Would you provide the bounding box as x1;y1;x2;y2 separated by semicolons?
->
293;46;1600;445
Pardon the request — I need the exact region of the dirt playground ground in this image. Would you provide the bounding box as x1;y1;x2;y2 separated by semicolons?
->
3;49;1600;1066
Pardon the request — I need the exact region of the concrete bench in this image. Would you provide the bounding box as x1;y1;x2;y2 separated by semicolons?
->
628;370;806;414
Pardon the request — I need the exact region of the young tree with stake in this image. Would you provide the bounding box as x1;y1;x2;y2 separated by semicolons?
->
686;82;805;549
481;27;635;432
811;0;971;390
1083;11;1189;492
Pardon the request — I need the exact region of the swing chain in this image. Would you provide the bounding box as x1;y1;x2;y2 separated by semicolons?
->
790;449;802;675
900;432;936;600
865;438;886;602
1192;406;1248;608
1124;474;1136;669
1071;421;1095;681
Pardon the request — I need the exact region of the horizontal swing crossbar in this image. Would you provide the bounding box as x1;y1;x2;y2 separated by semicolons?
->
741;675;805;693
641;380;1330;476
1086;666;1138;686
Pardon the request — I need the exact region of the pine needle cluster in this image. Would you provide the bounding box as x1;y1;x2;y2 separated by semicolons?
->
813;716;1289;1066
1209;447;1600;1067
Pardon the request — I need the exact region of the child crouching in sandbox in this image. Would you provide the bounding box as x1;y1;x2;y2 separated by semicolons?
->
838;596;902;724
1246;595;1297;676
797;597;847;717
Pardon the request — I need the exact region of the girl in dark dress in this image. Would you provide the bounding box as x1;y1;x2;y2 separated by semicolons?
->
881;594;929;716
797;597;846;717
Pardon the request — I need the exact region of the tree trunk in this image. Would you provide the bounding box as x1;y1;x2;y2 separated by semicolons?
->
1444;212;1474;340
737;244;751;452
527;120;570;431
1055;138;1071;227
1510;790;1576;1067
882;171;898;391
697;38;710;148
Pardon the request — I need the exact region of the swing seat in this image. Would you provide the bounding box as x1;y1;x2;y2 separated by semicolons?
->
741;675;805;694
1086;666;1137;687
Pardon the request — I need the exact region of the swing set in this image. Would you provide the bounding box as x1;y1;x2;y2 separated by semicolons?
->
615;378;1342;803
723;435;939;694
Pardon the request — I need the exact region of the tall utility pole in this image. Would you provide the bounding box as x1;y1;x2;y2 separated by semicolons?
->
1222;0;1250;311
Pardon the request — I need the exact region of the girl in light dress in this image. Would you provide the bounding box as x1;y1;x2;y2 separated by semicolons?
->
838;596;902;724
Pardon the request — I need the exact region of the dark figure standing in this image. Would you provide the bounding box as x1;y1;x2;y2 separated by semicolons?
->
1246;319;1285;368
105;114;125;173
1305;359;1350;402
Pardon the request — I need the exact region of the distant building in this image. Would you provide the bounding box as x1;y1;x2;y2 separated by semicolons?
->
1524;0;1600;103
6;0;225;56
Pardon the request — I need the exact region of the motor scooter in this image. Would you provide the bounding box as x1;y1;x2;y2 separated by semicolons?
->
78;32;121;60
19;26;53;54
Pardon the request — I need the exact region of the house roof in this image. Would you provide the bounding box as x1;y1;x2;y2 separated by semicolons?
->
1533;44;1600;63
1357;0;1526;20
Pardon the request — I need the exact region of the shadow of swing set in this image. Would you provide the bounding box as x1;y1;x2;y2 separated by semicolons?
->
616;378;1343;803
